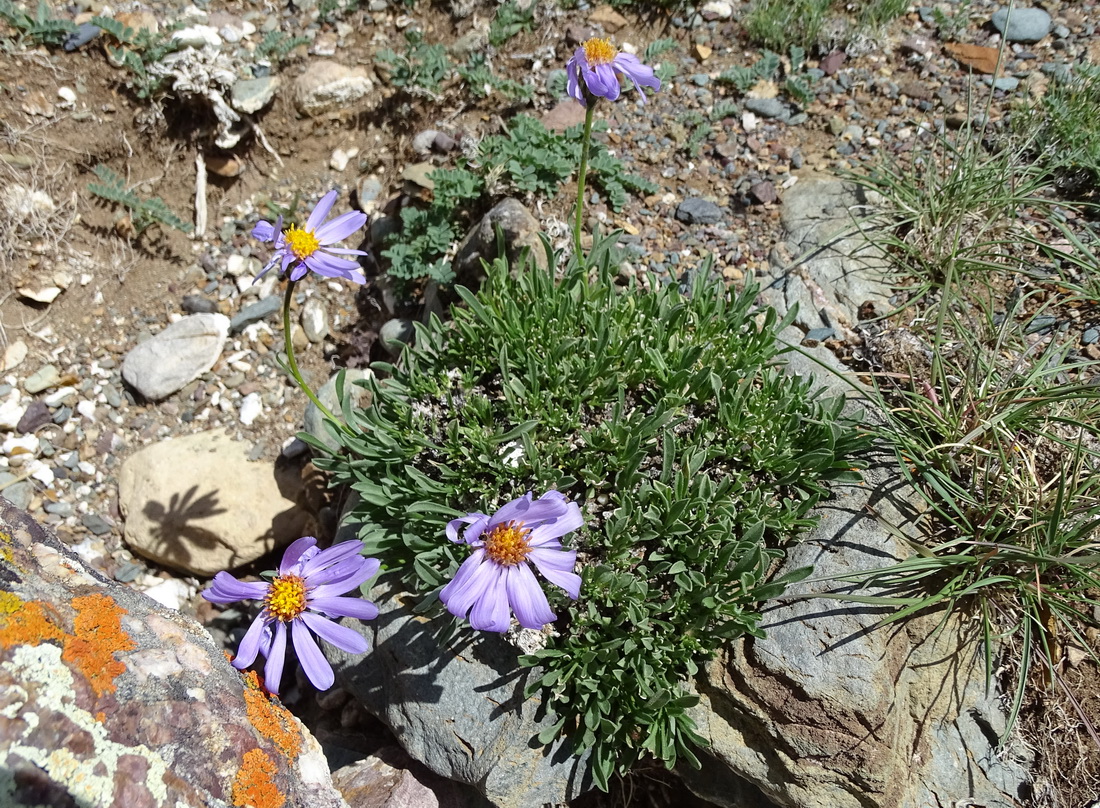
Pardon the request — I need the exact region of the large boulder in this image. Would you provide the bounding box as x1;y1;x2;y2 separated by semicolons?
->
0;498;349;808
679;453;1031;808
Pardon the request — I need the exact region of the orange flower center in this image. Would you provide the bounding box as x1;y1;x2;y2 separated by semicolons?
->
266;575;308;621
484;521;532;567
582;37;617;66
283;226;320;260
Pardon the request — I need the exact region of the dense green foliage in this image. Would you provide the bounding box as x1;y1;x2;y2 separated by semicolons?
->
317;235;868;787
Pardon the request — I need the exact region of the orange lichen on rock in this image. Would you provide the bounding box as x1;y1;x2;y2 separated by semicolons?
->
232;749;286;808
62;594;136;697
0;597;66;646
0;592;134;697
242;670;302;761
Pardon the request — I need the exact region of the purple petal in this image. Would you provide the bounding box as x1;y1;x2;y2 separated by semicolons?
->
204;572;269;604
614;53;660;102
291;618;335;690
315;210;367;244
322;246;371;256
300;541;364;577
252;257;280;285
529;547;582;599
303;251;367;279
506;562;557;629
252;220;276;242
489;492;537;527
280;536;318;575
233;614;271;668
305;190;339;231
288;261;309;282
309;595;379;621
584;62;620;101
439;550;494;617
469;566;510;632
446;513;489;544
527;501;583;546
263;621;288;694
566;51;586;105
308;554;378;591
300;611;369;654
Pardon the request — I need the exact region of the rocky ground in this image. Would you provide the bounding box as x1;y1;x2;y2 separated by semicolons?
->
1;0;1099;804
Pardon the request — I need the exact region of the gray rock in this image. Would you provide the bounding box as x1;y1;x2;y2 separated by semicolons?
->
121;314;230;401
230;75;281;114
181;293;218;314
301;297;330;343
675;197;724;225
23;364;60;394
768;176;892;332
1082;327;1098;345
294;60;374;117
304;369;374;453
230;295;282;334
451;198;546;281
984;75;1020;91
680;453;1030;808
743;97;788;120
330;579;594;807
991;7;1051;42
117;430;309;575
0;499;351;808
0;473;33;509
357;175;384;208
379;318;415;356
16;400;51;433
412;129;442;155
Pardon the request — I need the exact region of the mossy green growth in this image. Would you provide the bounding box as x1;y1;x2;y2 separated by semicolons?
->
317;235;869;788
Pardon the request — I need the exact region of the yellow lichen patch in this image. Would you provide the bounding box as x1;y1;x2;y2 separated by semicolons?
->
0;530;12;564
0;598;66;647
0;590;24;615
62;594;136;697
232;749;286;808
0;593;135;699
242;670;302;761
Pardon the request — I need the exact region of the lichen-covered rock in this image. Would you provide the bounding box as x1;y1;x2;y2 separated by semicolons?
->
678;455;1032;808
0;500;349;808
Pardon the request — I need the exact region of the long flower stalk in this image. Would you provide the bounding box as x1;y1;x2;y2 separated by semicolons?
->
574;101;596;258
281;281;341;427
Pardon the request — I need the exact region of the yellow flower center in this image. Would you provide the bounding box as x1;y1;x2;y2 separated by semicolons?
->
266;575;308;621
283;226;320;260
582;37;617;66
484;521;532;567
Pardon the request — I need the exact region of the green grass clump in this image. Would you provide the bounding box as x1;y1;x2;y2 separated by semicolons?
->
744;0;829;52
1019;63;1100;199
836;118;1100;744
317;235;869;788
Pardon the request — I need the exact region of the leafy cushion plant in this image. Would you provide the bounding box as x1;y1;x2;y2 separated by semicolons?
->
316;234;869;787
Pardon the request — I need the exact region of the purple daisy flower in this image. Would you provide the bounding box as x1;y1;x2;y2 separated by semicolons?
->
251;189;368;285
566;38;661;106
203;536;380;694
440;491;583;633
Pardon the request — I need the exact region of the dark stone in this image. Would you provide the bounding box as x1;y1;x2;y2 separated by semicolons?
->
229;296;282;334
750;180;778;205
181;294;218;314
675;198;724;225
16;400;51;434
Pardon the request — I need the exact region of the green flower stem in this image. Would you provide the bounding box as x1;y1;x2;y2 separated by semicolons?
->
573;100;596;259
281;280;341;426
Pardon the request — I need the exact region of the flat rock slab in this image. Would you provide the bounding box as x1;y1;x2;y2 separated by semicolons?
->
0;499;349;808
118;430;310;576
122;313;230;401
